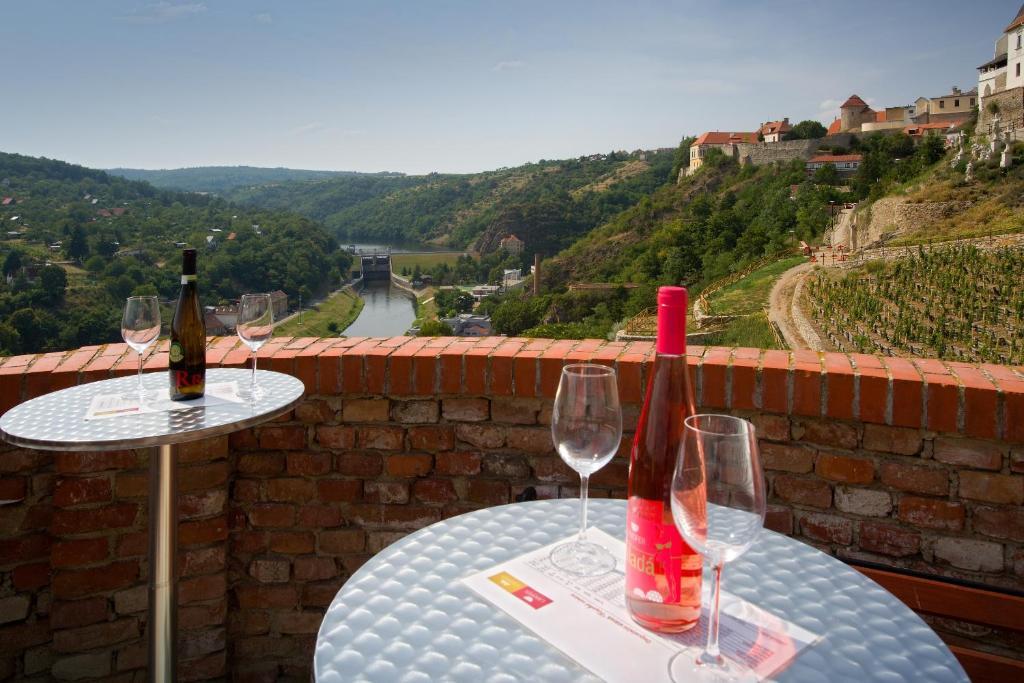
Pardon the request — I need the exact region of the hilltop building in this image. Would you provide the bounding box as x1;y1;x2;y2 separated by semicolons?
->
499;234;524;256
758;119;792;143
913;87;977;124
806;154;862;177
686;131;758;175
978;5;1024;137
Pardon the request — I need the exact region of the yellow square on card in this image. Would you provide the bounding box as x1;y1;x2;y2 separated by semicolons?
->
489;571;526;593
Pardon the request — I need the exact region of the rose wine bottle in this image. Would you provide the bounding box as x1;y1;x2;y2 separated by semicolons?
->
169;248;206;400
625;286;701;632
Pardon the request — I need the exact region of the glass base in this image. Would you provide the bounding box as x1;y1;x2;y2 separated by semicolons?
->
549;540;615;576
668;651;758;683
240;384;265;401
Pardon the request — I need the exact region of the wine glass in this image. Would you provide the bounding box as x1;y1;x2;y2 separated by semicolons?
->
121;296;161;403
669;414;766;683
237;293;274;399
549;364;623;576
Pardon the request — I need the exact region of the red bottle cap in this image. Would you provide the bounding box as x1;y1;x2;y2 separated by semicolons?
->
657;286;687;355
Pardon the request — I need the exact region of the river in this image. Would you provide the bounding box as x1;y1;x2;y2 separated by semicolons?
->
343;280;418;337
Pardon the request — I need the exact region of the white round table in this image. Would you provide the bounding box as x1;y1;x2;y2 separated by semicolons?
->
315;498;967;682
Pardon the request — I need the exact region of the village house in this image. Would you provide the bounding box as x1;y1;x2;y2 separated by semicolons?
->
758;118;792;142
913;87;977;124
441;313;493;337
499;234;524;256
978;5;1024;137
806;153;862;177
687;131;758;175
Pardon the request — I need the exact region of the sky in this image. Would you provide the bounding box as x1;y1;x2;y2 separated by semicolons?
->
0;0;1019;174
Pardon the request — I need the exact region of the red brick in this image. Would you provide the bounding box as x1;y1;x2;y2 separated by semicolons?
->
407;426;455;452
0;449;50;474
258;426;306;451
237;453;285;476
491;342;525;397
178;436;228;463
884;358;923;428
335;453;381;477
265;478;317;503
932;438;1003;471
55;451;136;474
342;399;389;422
315;425;355;450
773;476;831;508
248;504;296;528
506;427;553;454
235;585;298;609
276;611;324;635
751;414;789;442
858;522;920;557
824;353;855;420
441;398;489;422
285;452;331;477
12;561;50;590
435;451;482;476
0;533;51;565
180;573;226;604
972;506;1024;542
455;424;506;449
363;481;410;504
114;472;147;498
181;546;225;576
267;531;315;555
52;537;109;568
413;479;458;504
531;456;577;483
297;504;344;528
50;597;109;629
295;400;335;424
357;426;404;451
862;424;921;456
179;461;229;493
897;496;964;531
303;581;345;608
50;503;138;535
799;513;853;544
385;454;432;477
52;617;139;653
959;472;1024;505
950;365;999;439
318;479;362;502
923;373;959;434
465;480;509;506
318;529;366;555
764;505;792;535
815;454;874;484
117;532;147;558
438;343;469;395
19;503;52;531
293;557;338;582
250;559;289;584
53;560;139;599
179;516;228;545
0;477;26;502
760;351;790;413
857;367;888;425
761;443;814;473
792;359;822;417
879;463;948;496
730;356;758;411
700;348;729;408
793;419;858;450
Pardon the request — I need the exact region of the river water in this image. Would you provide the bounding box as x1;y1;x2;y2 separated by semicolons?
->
343;281;417;337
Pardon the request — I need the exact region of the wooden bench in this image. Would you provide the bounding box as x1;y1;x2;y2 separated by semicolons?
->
850;561;1024;683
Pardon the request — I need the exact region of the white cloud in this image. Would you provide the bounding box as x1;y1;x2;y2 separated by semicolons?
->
492;60;526;72
255;13;272;25
819;98;842;113
120;2;207;24
287;122;327;137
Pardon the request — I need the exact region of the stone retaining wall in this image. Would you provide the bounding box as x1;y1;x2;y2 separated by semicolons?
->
0;337;1022;680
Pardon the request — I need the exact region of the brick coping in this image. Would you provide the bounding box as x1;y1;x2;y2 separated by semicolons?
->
0;336;1021;442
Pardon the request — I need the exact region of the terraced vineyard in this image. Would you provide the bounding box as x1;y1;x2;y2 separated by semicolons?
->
806;245;1024;364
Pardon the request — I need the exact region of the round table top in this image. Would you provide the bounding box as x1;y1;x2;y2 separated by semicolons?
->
0;368;303;451
315;498;967;683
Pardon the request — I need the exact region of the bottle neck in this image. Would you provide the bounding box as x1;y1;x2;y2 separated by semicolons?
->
656;304;687;355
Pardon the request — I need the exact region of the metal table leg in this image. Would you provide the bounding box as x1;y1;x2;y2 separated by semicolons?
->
148;444;177;682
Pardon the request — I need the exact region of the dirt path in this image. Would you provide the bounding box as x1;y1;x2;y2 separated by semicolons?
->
767;261;825;351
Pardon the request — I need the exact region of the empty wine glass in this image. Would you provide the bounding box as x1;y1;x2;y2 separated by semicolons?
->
121;296;161;403
549;364;623;576
237;293;273;399
669;414;766;683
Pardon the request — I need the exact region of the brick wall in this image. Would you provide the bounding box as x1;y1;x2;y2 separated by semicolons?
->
1;337;1022;680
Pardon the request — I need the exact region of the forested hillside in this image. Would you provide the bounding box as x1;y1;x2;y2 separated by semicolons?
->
107;166;382;193
0;152;350;355
230;148;682;255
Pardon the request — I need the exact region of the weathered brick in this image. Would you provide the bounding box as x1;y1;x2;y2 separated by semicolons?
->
773;476;831;508
407;426;455;452
367;531;407;554
236;452;285;476
302;581;344;608
293;557;338;582
342;399;389;422
413;479;458;504
54;451;136;474
364;481;410;504
52;617;139;653
0;533;51;566
750;414;790;442
506;427;553;454
53;477;111;508
286;452;332;476
276;611;324;635
897;496;965;531
530;456;577;483
799;513;853;544
972;506;1024;542
441;398;489;422
248;503;296;528
50;503;138;535
491;398;541;425
0;596;30;625
318;529;366;555
113;585;148;615
481;453;532;479
258;426;306;451
465;480;509;506
879;462;948;496
179;489;227;519
265;478;317;503
792;419;858;450
52;537;109;568
834;487;892;517
358;426;404;451
297;504;344;528
52;652;111;680
177;435;228;463
250;559;290;584
267;532;315;555
862;424;921;456
454;423;506;449
315;425;356;450
959;472;1024;505
52;561;139;599
179;461;229;492
933;438;1004;471
760;443;814;473
816;454;874;484
858;522;920;557
180;627;225;659
179;516;228;546
392;400;439;424
764;505;793;535
235;585;298;609
49;597;107;629
179;573;226;604
385;454;432;477
335;453;381;477
435;451;482;476
182;546;225;577
933;537;1003;572
295;399;335;424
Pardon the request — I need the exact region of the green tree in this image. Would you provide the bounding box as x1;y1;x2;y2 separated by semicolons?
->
418;319;453;336
491;298;541;335
812;162;840;186
39;265;68;303
784;120;828;140
2;250;23;278
67;225;89;261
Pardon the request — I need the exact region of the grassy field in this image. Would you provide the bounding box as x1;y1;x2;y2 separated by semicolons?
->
391;252;467;273
703;313;782;349
709;256;804;315
274;288;363;337
412;287;438;328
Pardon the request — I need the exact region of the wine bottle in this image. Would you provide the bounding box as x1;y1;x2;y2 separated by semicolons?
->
169;248;206;400
625;286;701;632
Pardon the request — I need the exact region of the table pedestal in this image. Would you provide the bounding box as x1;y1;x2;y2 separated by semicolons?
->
148;444;177;683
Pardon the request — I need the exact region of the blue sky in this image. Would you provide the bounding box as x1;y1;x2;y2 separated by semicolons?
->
0;1;1017;174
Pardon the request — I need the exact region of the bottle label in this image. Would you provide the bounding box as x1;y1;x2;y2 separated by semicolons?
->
169;342;184;363
625;497;697;604
181;274;196;284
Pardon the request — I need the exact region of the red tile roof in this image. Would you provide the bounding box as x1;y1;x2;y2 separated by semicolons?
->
227;231;237;240
905;120;966;136
1006;3;1024;32
826;118;842;135
808;154;863;163
111;207;126;216
96;209;112;217
841;94;869;109
758;120;792;136
693;131;758;146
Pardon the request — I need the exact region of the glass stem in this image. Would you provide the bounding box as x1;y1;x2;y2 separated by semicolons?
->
251;348;257;395
577;474;589;543
699;562;725;667
137;351;144;397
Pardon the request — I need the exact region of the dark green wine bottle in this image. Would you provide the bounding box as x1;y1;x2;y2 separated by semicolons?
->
169;248;206;400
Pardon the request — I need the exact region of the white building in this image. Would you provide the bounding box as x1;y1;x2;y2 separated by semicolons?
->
978;5;1024;134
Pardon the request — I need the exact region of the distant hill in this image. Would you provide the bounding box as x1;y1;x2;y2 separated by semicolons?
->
228;149;683;254
106;165;399;194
